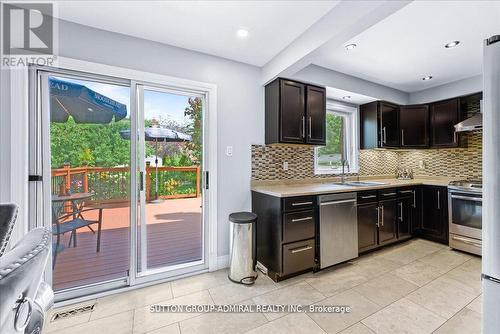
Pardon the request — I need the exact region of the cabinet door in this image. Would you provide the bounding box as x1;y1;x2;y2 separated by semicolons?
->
357;202;379;253
306;85;326;145
421;186;448;243
380;102;400;147
430;98;459;147
400;105;429;148
398;196;412;239
411;188;423;234
280;80;305;144
360;102;378;149
379;198;398;245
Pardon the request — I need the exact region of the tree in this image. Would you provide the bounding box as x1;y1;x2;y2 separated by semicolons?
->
318;113;344;156
50;117;132;168
183;97;203;165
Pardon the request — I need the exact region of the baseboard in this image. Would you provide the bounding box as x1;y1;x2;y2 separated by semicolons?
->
216;255;229;270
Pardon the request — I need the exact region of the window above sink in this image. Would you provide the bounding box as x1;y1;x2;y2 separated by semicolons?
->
314;101;359;175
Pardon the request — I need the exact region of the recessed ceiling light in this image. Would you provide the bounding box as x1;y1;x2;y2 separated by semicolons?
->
342;95;351;99
345;44;357;51
236;28;249;38
445;41;460;48
422;75;433;81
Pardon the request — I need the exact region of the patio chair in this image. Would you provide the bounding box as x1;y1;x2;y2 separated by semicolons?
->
52;205;103;268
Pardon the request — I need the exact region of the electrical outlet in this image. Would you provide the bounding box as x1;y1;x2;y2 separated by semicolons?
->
283;161;289;171
226;146;233;157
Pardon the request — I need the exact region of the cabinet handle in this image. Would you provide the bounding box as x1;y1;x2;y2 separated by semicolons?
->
382;127;387;144
308;116;312;138
290;246;313;254
437;190;441;210
302;116;305;139
398;202;403;221
401;129;405;146
376;207;380;227
291;201;313;207
413;191;416;208
361;195;377;199
382;192;397;197
451;235;481;247
399;190;413;194
291;217;313;223
380;205;384;226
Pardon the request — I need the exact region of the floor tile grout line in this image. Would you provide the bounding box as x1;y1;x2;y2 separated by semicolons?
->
303;312;329;334
341;242;474;332
340;321;376;334
357;257;480;332
430;294;483;333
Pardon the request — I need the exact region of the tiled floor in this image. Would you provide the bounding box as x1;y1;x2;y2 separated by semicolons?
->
43;238;482;334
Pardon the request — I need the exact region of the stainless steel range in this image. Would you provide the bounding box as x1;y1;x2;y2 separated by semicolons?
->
448;180;482;255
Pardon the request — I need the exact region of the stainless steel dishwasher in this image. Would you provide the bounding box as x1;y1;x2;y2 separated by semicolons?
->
318;192;358;269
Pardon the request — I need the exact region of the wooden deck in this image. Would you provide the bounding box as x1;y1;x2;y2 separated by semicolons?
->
52;197;202;291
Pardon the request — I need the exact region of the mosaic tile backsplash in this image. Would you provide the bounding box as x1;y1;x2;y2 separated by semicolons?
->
251;132;482;181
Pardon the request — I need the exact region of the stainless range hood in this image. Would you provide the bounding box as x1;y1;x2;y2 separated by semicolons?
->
454;101;483;132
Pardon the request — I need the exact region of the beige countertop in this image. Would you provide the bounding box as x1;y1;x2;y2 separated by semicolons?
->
251;175;455;198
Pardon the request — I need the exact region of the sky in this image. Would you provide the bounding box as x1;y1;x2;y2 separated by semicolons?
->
51;76;195;126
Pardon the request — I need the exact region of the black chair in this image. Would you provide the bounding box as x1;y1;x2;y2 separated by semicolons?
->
52;204;103;268
0;203;54;333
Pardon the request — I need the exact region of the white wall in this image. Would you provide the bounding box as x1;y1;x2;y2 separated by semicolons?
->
3;19;264;257
292;64;410;105
409;75;482;104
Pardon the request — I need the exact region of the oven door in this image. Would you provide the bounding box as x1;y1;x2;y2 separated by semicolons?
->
448;191;482;240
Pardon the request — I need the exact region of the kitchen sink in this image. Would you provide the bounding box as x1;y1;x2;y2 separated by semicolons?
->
341;181;387;187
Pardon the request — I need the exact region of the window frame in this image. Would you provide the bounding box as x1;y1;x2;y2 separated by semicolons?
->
314;101;359;175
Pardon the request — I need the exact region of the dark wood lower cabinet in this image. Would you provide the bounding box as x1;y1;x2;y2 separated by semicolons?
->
252;192;317;282
378;198;398;245
420;186;449;244
398;194;412;239
357;202;379;253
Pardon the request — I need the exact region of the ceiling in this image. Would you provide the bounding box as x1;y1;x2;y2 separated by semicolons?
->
55;0;338;66
313;0;500;92
326;87;376;105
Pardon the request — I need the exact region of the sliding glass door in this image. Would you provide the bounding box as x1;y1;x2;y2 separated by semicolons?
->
30;68;208;300
135;85;206;278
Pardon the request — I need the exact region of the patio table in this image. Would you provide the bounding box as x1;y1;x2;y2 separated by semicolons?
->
52;192;94;238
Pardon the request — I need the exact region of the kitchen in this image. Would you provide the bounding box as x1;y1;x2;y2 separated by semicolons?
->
1;1;499;334
250;39;491;332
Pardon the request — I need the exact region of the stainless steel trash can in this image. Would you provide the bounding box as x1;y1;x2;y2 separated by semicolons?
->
228;212;258;285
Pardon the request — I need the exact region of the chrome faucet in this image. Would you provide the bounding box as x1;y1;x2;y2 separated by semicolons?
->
341;159;350;184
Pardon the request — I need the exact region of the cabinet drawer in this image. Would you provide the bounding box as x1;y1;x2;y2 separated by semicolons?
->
357;191;378;204
379;188;398;199
283;196;316;212
283;210;315;243
282;239;315;275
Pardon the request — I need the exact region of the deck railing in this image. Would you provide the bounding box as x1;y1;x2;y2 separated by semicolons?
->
51;164;201;203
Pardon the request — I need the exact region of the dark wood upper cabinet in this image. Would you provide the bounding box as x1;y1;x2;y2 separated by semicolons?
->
359;101;399;149
400;104;429;148
430;98;460;147
306;85;326;145
359;102;378;149
265;78;326;145
380;102;400;148
280;80;305;143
